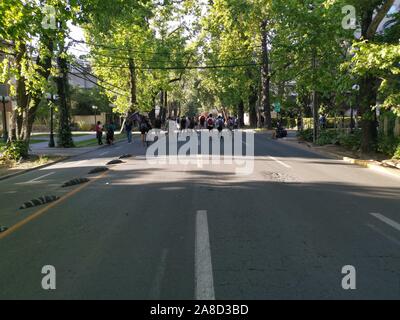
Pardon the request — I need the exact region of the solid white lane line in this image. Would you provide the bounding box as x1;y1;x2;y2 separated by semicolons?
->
195;210;215;300
370;213;400;232
366;223;400;247
74;160;88;166
25;172;55;183
268;156;292;169
99;151;109;156
150;249;169;299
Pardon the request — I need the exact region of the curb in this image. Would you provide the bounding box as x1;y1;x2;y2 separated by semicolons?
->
0;139;126;182
297;140;400;179
0;156;69;181
342;157;400;178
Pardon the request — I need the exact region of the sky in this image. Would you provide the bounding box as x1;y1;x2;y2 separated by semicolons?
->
67;22;89;57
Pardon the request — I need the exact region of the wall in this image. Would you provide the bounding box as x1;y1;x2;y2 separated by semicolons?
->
72;112;107;129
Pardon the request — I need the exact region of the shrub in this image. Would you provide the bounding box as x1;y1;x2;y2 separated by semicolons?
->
1;141;29;161
394;144;400;159
317;129;339;146
338;130;362;151
297;128;313;142
377;133;400;157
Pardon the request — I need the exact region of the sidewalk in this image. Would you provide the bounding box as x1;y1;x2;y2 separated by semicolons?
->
29;133;97;157
279;131;400;178
0;133;111;181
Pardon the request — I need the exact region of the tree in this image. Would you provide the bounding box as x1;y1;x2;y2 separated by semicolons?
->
349;0;397;152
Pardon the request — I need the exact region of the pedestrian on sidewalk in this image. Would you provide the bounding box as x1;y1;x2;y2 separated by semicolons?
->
96;121;104;145
106;121;116;145
125;120;133;143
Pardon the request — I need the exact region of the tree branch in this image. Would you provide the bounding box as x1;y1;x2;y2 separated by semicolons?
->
366;0;395;39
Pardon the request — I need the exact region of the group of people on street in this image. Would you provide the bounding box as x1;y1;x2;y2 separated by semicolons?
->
171;114;239;131
95;113;241;147
95;121;116;146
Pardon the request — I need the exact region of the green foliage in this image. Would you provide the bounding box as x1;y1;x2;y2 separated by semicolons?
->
316;130;340;146
338;131;362;151
57;128;74;148
394;144;400;159
297;129;313;142
0;141;29;160
70;86;110;115
377;132;400;157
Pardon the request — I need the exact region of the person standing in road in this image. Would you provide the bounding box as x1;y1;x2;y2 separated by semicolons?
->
140;117;151;146
96;121;103;145
180;117;187;131
206;114;215;131
106;121;116;145
125;120;133;144
199;115;206;129
155;116;162;130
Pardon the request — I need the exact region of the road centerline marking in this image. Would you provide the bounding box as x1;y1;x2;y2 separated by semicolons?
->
0;170;110;240
195;210;215;300
370;213;400;232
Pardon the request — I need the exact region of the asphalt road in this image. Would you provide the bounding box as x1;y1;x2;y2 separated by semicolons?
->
0;131;400;300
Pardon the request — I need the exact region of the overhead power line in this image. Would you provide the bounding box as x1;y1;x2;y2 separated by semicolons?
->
68;71;129;98
87;62;261;70
70;61;128;93
71;45;257;65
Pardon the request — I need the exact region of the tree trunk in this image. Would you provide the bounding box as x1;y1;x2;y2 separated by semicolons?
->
128;58;137;112
238;100;245;127
24;38;54;142
249;86;258;128
14;42;29;141
261;20;272;129
357;0;394;152
56;54;74;148
359;75;379;152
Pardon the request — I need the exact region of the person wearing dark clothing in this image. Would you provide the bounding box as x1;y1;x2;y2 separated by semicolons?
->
155;117;162;129
199;115;206;129
180;117;187;131
140;118;152;146
125;121;133;143
95;121;103;145
189;117;196;129
106;122;116;145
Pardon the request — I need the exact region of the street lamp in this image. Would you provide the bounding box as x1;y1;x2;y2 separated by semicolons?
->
46;93;59;148
0;95;10;143
92;105;99;128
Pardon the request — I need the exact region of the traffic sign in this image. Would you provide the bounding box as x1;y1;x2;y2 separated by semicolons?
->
273;102;281;113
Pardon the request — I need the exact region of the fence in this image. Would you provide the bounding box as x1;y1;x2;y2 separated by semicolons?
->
300;115;400;138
